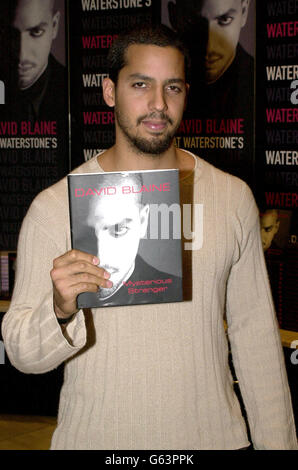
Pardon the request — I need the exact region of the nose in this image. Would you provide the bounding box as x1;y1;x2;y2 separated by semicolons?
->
96;235;103;263
206;23;217;55
149;85;168;112
207;20;228;57
96;234;111;269
19;33;30;64
261;230;267;243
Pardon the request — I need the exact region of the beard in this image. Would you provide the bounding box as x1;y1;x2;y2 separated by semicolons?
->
115;108;179;155
96;262;135;300
96;270;125;300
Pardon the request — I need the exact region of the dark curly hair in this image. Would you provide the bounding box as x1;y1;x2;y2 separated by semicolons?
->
107;24;191;85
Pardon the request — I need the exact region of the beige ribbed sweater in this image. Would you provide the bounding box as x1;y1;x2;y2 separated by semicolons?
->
2;152;297;450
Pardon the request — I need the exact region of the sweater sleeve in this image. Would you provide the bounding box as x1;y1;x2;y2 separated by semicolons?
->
1;195;87;374
226;183;297;449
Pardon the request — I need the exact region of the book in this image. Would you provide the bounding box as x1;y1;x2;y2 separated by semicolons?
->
0;252;9;300
67;169;183;308
8;251;17;296
0;251;17;300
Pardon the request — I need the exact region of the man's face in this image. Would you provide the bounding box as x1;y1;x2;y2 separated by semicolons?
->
107;44;187;155
260;211;280;251
89;182;149;299
170;0;250;84
12;0;60;89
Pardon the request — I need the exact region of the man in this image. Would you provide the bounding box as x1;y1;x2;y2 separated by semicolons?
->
0;0;65;121
260;209;281;252
2;26;297;450
260;209;283;328
167;0;254;187
88;173;151;302
168;0;253;116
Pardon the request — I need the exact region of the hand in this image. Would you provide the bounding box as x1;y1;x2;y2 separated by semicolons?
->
50;249;112;319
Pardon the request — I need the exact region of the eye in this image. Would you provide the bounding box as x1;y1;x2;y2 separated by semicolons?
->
110;223;129;238
30;27;45;38
132;82;147;89
217;15;233;26
166;85;182;94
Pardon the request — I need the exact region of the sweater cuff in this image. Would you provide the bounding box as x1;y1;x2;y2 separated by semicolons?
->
59;309;86;348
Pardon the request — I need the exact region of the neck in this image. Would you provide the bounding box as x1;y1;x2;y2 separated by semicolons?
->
97;127;196;177
98;140;180;172
97;144;196;182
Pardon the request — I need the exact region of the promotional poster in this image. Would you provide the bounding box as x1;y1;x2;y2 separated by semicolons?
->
256;2;298;332
161;0;256;189
68;0;161;169
68;168;183;307
0;0;69;252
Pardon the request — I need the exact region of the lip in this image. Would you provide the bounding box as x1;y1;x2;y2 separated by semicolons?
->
101;266;118;275
18;65;34;75
205;56;222;68
141;120;168;132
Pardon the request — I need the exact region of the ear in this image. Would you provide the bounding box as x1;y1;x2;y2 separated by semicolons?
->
168;2;178;31
241;0;250;28
102;77;116;107
52;11;60;40
139;204;150;238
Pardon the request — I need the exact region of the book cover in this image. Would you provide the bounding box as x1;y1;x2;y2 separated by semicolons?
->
68;169;183;308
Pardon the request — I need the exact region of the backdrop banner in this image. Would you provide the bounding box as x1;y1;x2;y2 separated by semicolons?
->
68;0;161;169
161;0;256;190
0;0;69;252
256;1;298;332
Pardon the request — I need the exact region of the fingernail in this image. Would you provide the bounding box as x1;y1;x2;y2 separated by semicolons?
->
104;271;110;279
106;280;113;288
93;256;99;265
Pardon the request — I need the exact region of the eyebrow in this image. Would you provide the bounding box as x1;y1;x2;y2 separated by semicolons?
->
216;8;237;18
128;73;185;85
27;22;49;32
94;217;134;225
113;218;133;225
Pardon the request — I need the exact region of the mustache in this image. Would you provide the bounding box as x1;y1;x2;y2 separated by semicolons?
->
137;112;173;126
99;265;119;275
205;52;223;61
18;61;36;67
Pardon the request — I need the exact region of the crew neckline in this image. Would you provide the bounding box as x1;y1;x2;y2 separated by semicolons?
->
94;148;200;181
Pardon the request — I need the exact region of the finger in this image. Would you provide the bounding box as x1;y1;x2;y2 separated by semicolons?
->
54;279;111;316
54;280;102;304
53;249;99;269
70;272;113;290
53;272;112;300
51;259;111;283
